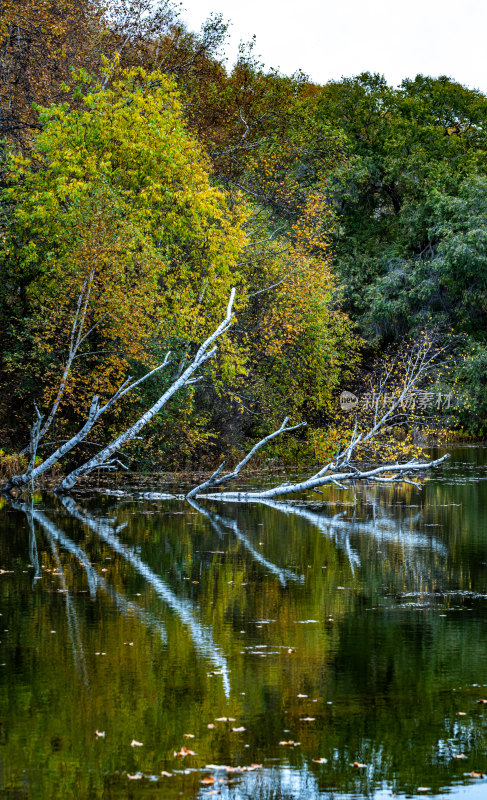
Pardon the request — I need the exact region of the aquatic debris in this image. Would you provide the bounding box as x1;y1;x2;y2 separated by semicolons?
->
205;764;262;772
174;746;196;757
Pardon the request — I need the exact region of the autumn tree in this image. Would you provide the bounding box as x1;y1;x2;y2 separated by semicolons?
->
0;64;247;451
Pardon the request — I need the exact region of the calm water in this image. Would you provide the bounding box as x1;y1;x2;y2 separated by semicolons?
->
1;448;487;799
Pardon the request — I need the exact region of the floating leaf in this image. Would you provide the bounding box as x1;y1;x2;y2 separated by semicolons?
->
174;746;196;757
200;776;215;785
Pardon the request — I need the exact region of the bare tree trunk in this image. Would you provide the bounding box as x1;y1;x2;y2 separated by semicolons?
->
2;289;236;496
56;289;236;493
1;354;171;495
195;454;450;501
188;333;451;501
186;416;306;499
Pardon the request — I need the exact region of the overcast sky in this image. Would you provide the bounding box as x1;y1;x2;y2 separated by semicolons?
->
179;0;487;91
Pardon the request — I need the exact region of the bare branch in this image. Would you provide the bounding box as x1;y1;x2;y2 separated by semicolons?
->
186;416;306;499
197;454;450;501
55;289;237;493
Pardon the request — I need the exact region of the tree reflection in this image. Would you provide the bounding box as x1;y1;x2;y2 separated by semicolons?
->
60;496;231;696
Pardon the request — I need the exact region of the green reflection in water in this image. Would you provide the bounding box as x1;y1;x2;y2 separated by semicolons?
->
0;447;486;799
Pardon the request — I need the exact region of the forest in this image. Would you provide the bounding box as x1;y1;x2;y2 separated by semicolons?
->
1;0;486;482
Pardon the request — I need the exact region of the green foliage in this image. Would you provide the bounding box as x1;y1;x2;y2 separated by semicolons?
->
318;73;487;338
0;64;246;444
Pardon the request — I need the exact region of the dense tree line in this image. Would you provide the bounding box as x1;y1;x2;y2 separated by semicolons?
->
0;0;484;476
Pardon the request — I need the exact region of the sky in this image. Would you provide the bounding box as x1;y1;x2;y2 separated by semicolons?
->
179;0;487;91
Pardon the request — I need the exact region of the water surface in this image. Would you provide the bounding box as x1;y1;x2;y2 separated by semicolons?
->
1;447;486;799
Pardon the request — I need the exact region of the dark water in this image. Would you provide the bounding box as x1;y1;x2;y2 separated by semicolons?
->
1;448;487;799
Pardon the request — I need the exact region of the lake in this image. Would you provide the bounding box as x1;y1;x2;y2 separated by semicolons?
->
0;447;486;799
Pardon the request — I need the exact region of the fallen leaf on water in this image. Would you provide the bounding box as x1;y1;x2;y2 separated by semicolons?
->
279;741;300;747
127;773;144;780
174;746;196;757
192;580;199;584
201;776;215;785
131;739;143;747
160;771;173;777
313;758;328;764
184;733;195;738
207;723;216;729
352;762;366;769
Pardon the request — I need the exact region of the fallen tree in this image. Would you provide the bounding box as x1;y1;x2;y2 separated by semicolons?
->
188;332;451;500
2;289;236;496
1;290;450;499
